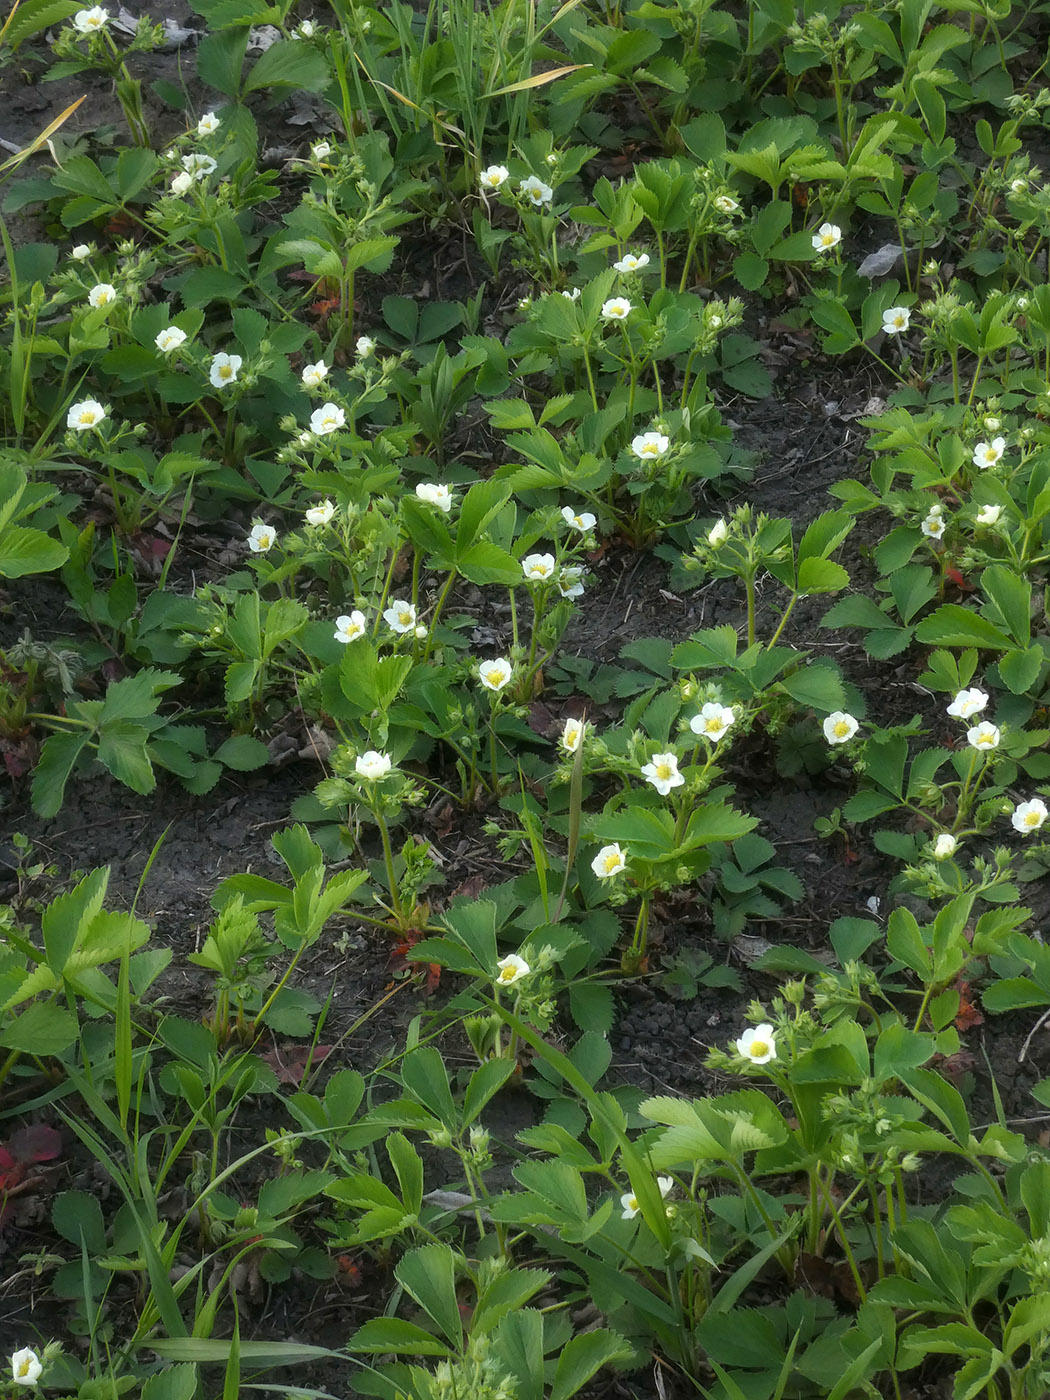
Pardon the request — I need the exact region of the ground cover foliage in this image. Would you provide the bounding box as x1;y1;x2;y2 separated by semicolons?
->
3;0;1050;1393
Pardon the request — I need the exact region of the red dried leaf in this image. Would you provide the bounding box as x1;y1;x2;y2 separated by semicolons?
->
261;1044;333;1086
953;979;983;1031
7;1124;61;1163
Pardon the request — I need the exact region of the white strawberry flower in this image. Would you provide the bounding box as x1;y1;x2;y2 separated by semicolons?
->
975;504;1001;526
557;566;584;599
632;431;669;460
967;721;1000;751
71;244;91;259
714;195;739;213
155;326;188;353
823;712;859;744
708;517;728;546
209;352;242;388
311;140;333;161
973;437;1005;469
171;172;194;196
11;1350;42;1387
560;287;581;301
601;297;632;321
478;657;513;692
561;717;585;754
933;833;957;859
495;953;530;986
479;163;509;191
614;252;650;273
591;843;626;879
520;175;553;206
690;702;736;742
247;522;276;553
334;610;366;644
301;360;328;388
416;482;453;512
562;506;596;531
73;6;108;29
181;152;217;180
620;1192;641;1220
305;499;335;525
921;510;946;539
1012;798;1048;834
355;750;392;781
947;688;988;719
812;222;841;251
384;600;417;633
309;403;345;435
640;751;684;796
296;19;316;35
736;1023;776;1064
88;282;116;308
197;111;220;136
67;399;106;431
356;335;375;358
882;306;911;334
522;552;556;582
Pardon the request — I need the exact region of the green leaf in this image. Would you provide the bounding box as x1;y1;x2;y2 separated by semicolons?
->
463;1058;517;1127
777;663;846;711
98;721;156;795
550;1330;631;1400
0;526;68;577
52;1190;106;1252
980;564;1031;645
347;1318;451;1357
31;731;90;817
243;40;330;93
394;1245;462;1346
0;1000;78;1055
999;645;1044;695
213;735;270;770
141;1363;197;1400
915;604;1013;650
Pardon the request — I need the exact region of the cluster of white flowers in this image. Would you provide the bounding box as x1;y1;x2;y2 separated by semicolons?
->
944;688;1000;752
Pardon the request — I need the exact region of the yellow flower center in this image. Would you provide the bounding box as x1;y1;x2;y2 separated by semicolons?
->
626;1196;638;1211
219;364;233;379
1025;811;1041;827
498;965;516;982
397;610;411;626
603;854;620;873
834;721;850;738
705;718;722;733
79;410;95;424
656;763;672;780
749;1039;769;1058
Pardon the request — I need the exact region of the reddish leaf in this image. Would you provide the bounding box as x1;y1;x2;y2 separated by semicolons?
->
7;1124;61;1163
261;1044;332;1086
953;979;983;1031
